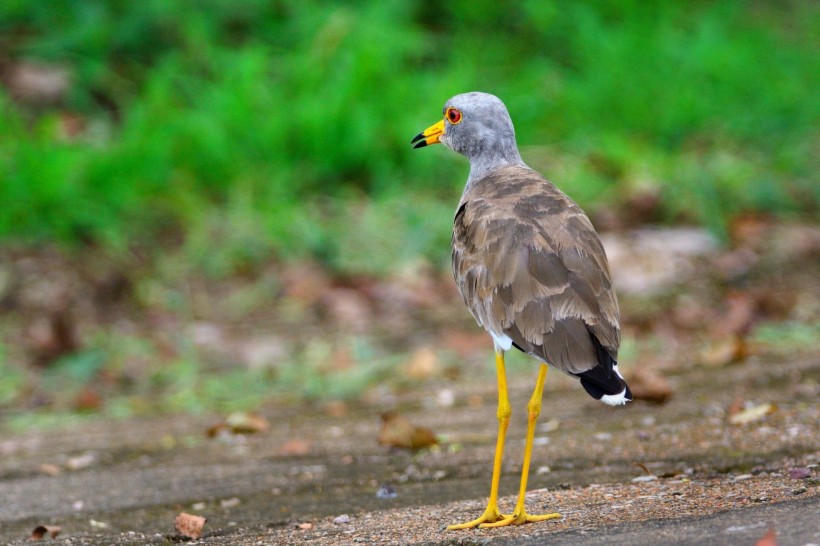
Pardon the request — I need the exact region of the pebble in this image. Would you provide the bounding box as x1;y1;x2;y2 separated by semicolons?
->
220;497;241;508
333;514;350;524
788;467;811;480
66;453;96;470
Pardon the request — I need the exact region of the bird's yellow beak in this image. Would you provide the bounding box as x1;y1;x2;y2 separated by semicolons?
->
411;119;445;149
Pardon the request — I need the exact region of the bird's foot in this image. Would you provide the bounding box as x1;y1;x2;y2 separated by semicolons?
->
446;506;506;530
478;510;561;528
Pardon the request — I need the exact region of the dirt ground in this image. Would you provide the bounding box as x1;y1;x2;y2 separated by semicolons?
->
1;348;817;545
1;223;818;545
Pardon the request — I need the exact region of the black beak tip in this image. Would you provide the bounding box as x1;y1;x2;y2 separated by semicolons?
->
412;140;428;149
410;132;424;145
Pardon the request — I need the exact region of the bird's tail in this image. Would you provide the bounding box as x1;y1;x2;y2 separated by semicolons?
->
575;332;632;406
576;364;632;406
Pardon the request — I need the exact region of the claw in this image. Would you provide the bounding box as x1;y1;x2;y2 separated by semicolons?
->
446;508;505;530
478;510;561;528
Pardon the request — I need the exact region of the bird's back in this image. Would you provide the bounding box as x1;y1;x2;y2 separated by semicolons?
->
452;165;621;383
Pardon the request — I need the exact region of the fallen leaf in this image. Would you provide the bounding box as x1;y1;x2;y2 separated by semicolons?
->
296;522;313;530
727;394;745;417
39;463;61;476
729;212;772;248
174;512;207;539
73;387;102;411
728;403;776;425
277;438;312;456
401;346;440;380
206;423;229;438
30;525;61;540
378;411;438;450
27;309;80;367
754;527;778;546
324;400;348;417
208;412;270;437
700;336;748;367
281;260;331;306
57;111;87;141
226;411;269;434
626;368;673;404
714;291;757;337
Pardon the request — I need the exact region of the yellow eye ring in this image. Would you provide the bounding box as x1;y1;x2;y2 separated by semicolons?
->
445;107;463;125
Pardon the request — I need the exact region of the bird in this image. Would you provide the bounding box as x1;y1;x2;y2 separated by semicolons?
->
412;92;632;530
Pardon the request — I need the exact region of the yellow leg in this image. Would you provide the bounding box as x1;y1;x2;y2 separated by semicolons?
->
447;349;511;530
480;363;561;528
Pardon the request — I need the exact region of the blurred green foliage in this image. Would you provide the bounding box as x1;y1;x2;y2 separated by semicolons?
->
0;0;817;274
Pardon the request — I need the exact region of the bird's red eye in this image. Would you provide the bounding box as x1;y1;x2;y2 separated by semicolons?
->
446;108;462;124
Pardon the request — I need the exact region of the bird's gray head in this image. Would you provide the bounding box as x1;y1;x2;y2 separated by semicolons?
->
412;92;525;182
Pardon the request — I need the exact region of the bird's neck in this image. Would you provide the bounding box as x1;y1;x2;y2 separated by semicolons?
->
466;150;527;188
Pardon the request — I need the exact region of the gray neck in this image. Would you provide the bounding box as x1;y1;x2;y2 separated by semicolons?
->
465;145;527;187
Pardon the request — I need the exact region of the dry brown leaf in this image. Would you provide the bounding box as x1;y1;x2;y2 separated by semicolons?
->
700;336;747;367
728;403;776;425
280;260;331;306
715;291;757;337
378;411;438;450
27;309;80;367
626;368;673;404
324;400;348;417
206;411;271;438
30;525;61;540
73;387;102;411
401;346;440;380
727;394;745;417
174;512;207;539
754;527;778;546
206;422;229;438
729;212;772;248
226;411;270;434
39;463;61;476
278;438;312;456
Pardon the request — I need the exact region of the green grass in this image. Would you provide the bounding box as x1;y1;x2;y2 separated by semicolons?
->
0;0;818;274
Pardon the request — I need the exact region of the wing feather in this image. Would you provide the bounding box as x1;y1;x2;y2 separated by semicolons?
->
452;165;620;374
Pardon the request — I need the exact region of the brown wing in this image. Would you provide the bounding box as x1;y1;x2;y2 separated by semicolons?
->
451;165;620;374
